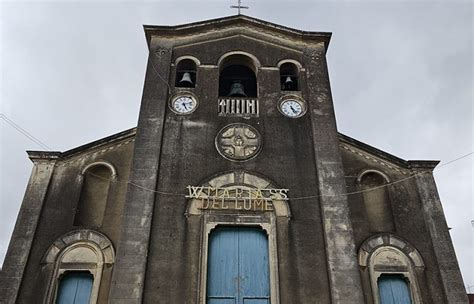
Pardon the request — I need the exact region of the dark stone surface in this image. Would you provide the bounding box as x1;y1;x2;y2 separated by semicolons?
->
2;16;467;304
13;140;134;304
341;146;468;303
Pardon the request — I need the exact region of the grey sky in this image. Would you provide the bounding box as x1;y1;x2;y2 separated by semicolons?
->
1;0;473;291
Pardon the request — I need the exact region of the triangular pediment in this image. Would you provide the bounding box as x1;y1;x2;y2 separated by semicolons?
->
338;132;439;172
144;15;331;51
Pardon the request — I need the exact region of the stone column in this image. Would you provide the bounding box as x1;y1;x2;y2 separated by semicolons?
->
0;156;56;304
305;44;364;303
412;163;468;303
108;40;173;304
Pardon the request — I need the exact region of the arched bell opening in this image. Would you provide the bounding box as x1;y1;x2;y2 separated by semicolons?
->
279;62;299;91
175;59;197;88
219;54;258;98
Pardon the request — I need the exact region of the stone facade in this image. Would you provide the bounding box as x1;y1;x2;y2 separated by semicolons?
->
0;15;468;304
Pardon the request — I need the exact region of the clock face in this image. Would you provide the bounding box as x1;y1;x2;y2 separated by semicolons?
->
171;95;197;114
280;99;305;118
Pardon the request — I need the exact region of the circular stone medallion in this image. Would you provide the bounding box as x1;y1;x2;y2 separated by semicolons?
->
215;123;262;161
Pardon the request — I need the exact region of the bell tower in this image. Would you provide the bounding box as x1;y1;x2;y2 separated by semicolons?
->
2;13;467;304
108;15;364;303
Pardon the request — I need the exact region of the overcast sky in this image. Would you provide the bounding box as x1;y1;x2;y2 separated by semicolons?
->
1;0;472;291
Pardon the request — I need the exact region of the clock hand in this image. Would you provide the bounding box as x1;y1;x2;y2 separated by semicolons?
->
182;102;188;110
290;106;297;113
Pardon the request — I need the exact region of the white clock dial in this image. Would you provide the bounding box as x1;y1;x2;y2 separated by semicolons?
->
281;99;304;118
171;95;197;114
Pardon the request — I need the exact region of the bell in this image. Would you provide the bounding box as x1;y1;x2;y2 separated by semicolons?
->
283;76;296;90
228;81;247;97
179;72;193;86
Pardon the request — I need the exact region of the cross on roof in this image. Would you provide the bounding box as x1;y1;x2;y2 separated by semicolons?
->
230;0;249;15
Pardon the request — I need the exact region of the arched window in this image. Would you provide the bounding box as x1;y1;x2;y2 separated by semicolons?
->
358;170;394;232
43;230;115;304
378;274;412;304
56;271;93;304
219;54;258;97
279;62;299;91
74;162;116;227
359;234;424;304
175;58;197;88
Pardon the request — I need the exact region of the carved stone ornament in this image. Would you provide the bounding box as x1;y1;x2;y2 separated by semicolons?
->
215;123;262;161
154;47;169;58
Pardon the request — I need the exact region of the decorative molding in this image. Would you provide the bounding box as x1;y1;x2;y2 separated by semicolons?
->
215;123;262;161
359;234;424;304
81;161;117;178
277;59;303;71
341;143;409;175
217;50;261;72
356;169;391;184
154;47;170;58
359;234;424;268
43;229;115;265
43;229;115;304
186;171;291;218
57;138;134;167
175;55;201;66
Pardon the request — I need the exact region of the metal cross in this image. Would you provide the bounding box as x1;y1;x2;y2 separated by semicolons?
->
230;0;249;15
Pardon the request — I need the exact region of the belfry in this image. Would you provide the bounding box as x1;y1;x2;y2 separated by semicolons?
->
0;15;468;304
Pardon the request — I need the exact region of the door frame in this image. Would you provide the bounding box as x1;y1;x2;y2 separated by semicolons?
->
199;213;280;304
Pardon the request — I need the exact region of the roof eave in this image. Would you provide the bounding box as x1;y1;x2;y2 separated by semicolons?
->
143;15;331;51
338;133;440;171
26;127;137;162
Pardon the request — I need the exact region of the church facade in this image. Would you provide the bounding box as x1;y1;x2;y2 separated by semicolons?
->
0;15;468;304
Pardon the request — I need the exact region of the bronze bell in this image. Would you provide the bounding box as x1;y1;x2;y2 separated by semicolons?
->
283;76;296;90
228;81;247;97
179;72;193;86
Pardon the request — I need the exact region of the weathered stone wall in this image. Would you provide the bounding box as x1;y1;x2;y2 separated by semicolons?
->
138;33;354;303
14;139;134;303
340;145;465;303
4;17;467;304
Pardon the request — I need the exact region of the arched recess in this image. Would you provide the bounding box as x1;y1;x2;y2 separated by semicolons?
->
43;229;115;304
75;161;117;227
357;169;395;232
278;60;301;91
185;170;290;218
175;57;199;88
218;52;260;97
359;234;424;304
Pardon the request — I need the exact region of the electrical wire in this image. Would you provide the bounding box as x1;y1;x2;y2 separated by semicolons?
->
2;64;473;200
2;110;472;200
81;151;473;200
1;113;52;150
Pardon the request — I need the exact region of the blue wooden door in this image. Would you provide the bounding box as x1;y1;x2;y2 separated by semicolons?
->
207;227;270;304
378;274;412;304
56;272;93;304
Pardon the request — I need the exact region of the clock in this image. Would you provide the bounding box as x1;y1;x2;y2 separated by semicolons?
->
170;94;197;114
279;98;306;118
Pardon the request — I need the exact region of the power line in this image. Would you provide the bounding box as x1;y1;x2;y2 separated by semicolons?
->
82;151;473;200
1;111;472;199
0;113;52;150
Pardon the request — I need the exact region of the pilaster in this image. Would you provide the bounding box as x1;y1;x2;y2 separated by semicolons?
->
108;39;173;303
0;159;56;304
305;44;364;303
412;166;468;303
